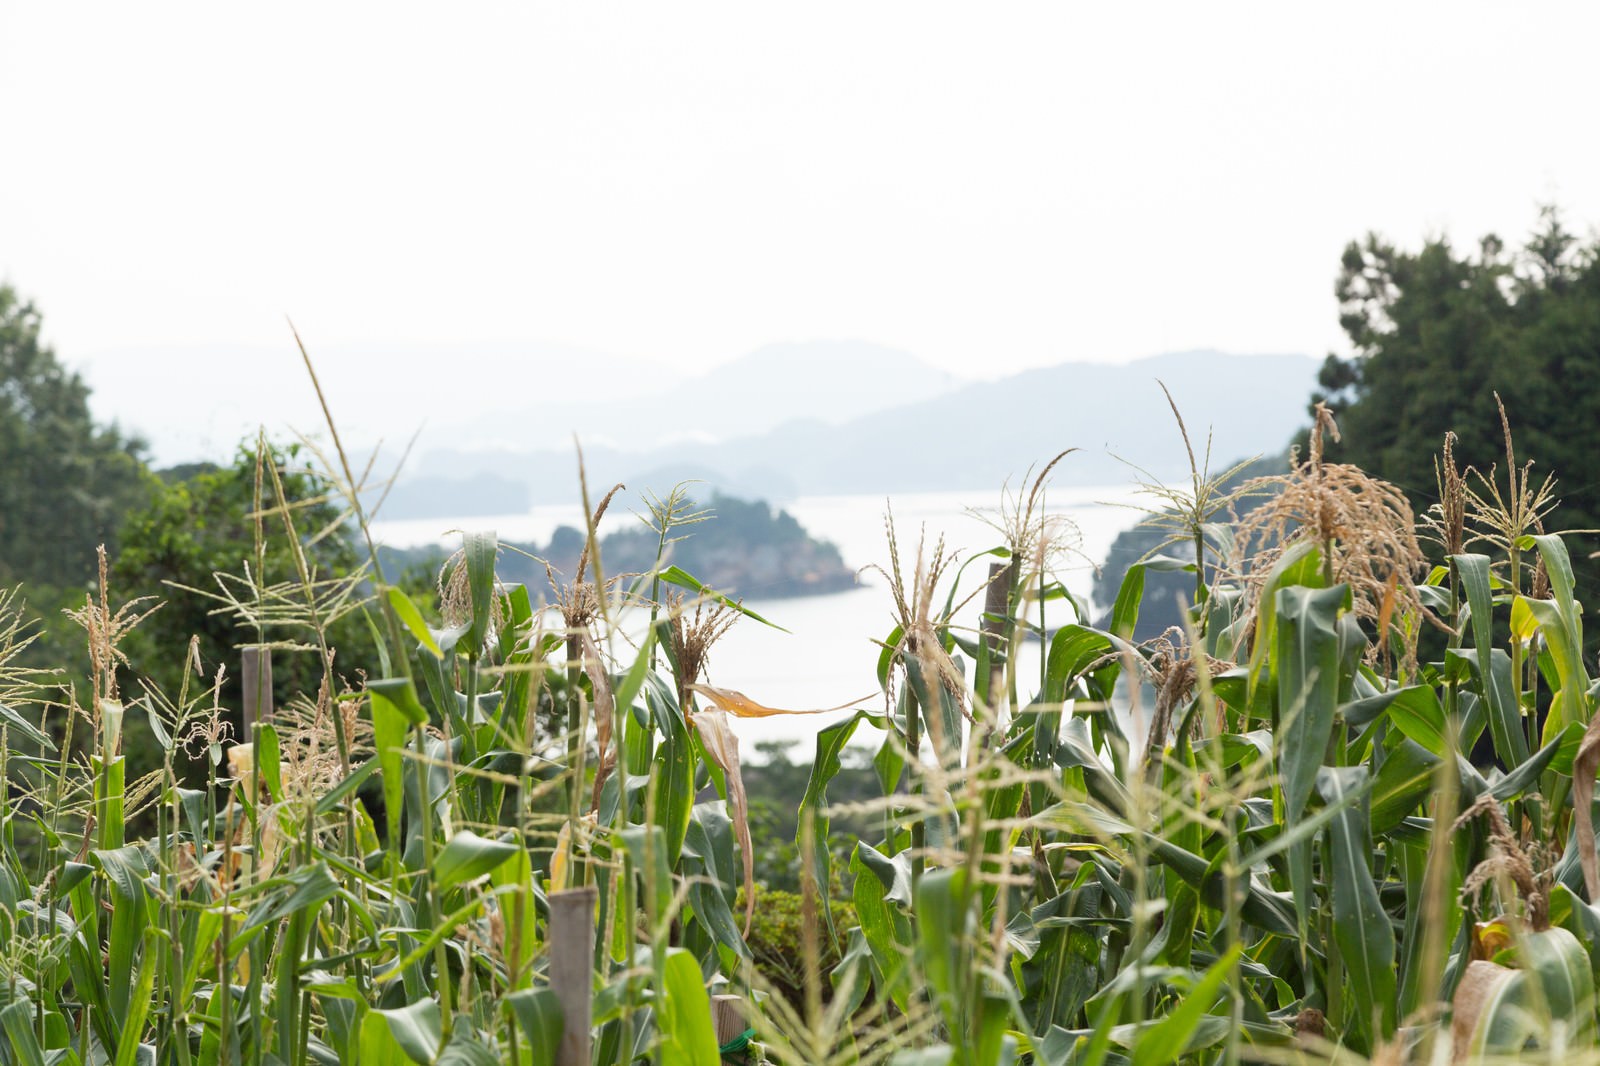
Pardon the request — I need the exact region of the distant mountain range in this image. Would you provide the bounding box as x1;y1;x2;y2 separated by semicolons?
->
520;339;968;451
379;346;1320;518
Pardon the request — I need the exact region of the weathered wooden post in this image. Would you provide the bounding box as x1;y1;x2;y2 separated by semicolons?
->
711;993;745;1047
549;885;597;1066
241;645;273;732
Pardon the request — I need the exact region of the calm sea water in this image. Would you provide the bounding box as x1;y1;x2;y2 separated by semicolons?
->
369;486;1145;753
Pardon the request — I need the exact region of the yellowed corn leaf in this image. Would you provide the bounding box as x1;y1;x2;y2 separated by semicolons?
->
689;683;872;719
550;820;572;893
690;706;754;935
1510;595;1540;645
1471;917;1516;962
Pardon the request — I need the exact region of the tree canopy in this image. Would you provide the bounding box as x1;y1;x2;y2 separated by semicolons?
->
113;442;380;726
1316;208;1600;617
0;285;150;593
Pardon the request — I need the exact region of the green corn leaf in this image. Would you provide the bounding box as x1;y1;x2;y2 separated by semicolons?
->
497;583;537;732
904;653;964;770
1491;722;1580;801
50;861;92;901
369;679;417;846
1144;835;1300;940
375;890;505;984
0;701;53;752
915;867;977;1042
1129;943;1242;1066
387;586;443;658
645;671;695;867
462;529;498;657
1456;927;1595;1057
1384;685;1448;757
0;998;46;1066
798;709;879;934
112;928;160;1066
659;565;788;631
1276;583;1349;951
618;824;674;928
1107;559;1146;641
90;845;149;903
361;998;443;1064
682;804;751;959
505;988;564;1066
613;625;657;726
232;862;339;946
1317;765;1396;1045
369;676;430;727
256;721;282;803
434;830;519;892
436;1029;501;1065
1517;592;1589;744
1370;738;1440;834
1237;769;1374;869
1454;553;1531;767
1246;540;1321;706
659;947;720;1066
851;845;913;1010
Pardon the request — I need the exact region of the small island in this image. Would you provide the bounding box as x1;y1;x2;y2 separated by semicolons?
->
380;492;858;602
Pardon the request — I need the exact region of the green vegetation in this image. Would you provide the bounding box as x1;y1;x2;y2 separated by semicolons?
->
107;442;386;794
1094;454;1287;641
0;285;150;593
1318;206;1600;646
5;209;1600;1065
5;392;1599;1065
0;284;152;663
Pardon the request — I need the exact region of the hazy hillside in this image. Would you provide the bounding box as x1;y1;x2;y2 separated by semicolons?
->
414;338;967;456
387;348;1319;515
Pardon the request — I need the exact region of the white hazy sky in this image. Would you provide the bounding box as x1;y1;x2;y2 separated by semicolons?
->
3;3;1599;391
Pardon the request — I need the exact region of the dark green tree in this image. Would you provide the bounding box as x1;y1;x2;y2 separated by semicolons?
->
112;442;383;767
1316;207;1600;632
0;285;151;594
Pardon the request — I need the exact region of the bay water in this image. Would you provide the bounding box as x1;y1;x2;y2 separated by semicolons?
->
369;485;1147;754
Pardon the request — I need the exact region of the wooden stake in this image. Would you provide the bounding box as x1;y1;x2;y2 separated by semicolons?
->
549;886;597;1066
712;993;745;1045
242;645;273;731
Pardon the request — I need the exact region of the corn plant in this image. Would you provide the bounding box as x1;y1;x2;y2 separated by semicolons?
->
4;364;1600;1066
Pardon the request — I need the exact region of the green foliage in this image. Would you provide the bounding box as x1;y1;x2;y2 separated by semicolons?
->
0;285;152;594
737;885;855;1011
111;442;383;781
744;739;881;894
1318;206;1600;643
1094;454;1287;639
13;248;1600;1063
5;419;1600;1064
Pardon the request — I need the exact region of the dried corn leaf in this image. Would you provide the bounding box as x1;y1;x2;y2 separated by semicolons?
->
1451;960;1516;1062
690;706;754;934
1573;709;1600;900
689;683;871;719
